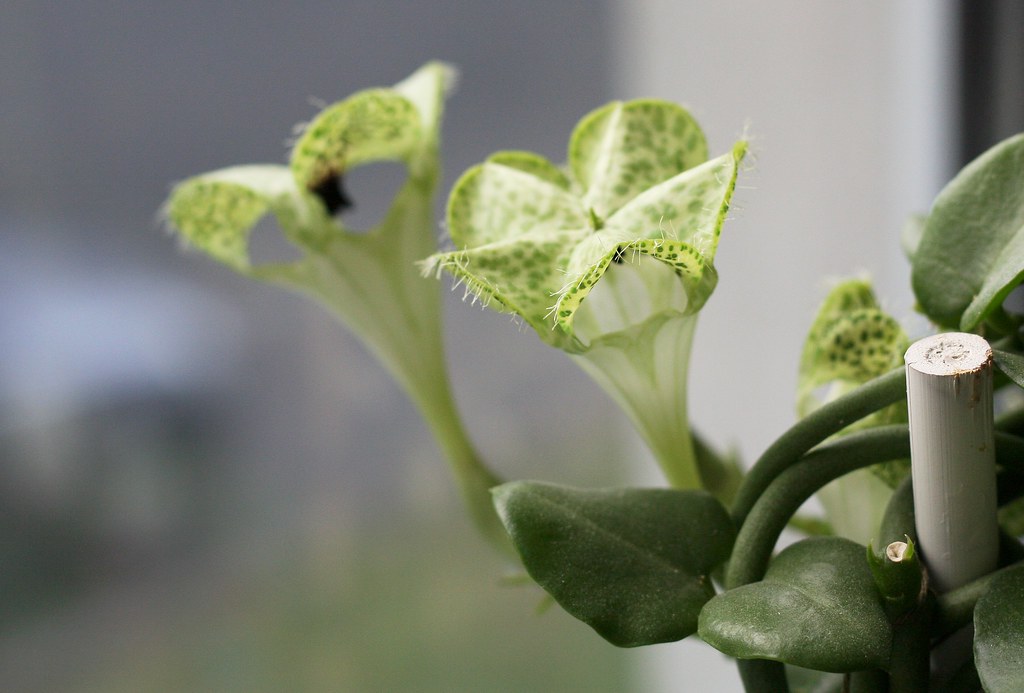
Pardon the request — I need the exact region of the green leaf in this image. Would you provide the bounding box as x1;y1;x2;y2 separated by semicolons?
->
975;564;1024;692
692;430;744;505
699;537;892;672
900;213;926;261
911;133;1024;330
492;481;735;647
998;496;1024;537
993;349;1024;390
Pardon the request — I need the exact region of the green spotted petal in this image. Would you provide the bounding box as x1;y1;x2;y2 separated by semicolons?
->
487;151;572;190
164;164;310;271
799;280;879;363
570;100;708;219
289;89;422;194
424;231;584;348
553;145;745;333
607;144;747;260
433;103;744;351
798;280;909;542
389;61;453;141
807;308;905;383
554;239;715;333
446;156;583;248
798;280;908;415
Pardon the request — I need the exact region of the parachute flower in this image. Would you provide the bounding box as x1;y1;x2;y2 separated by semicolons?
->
425;100;747;488
163;63;509;551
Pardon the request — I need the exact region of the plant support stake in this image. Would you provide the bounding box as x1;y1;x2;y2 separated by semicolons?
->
904;333;998;593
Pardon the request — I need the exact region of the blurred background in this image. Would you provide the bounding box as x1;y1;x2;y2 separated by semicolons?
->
1;1;1021;691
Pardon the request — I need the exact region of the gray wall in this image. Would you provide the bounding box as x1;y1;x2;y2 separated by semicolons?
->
0;0;619;540
0;3;633;690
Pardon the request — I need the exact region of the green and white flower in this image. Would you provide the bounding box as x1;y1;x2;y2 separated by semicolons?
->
164;63;509;551
424;100;747;488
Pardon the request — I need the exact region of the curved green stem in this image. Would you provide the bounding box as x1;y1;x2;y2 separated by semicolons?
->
878;476;917;546
410;364;512;554
727;425;911;693
848;669;889;692
260;178;512;555
725;430;1024;592
933;559;1024;640
736;659;790;692
727;343;1021;693
726;424;911;590
730;368;906;528
887;596;931;693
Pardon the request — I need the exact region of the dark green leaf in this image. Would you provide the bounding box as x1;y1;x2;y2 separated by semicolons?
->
699;537;891;672
999;497;1024;538
993;349;1024;390
911;133;1024;330
975;564;1024;692
692;430;744;505
901;213;926;261
492;481;735;647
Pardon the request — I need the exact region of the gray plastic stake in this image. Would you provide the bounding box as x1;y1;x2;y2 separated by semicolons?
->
904;333;998;593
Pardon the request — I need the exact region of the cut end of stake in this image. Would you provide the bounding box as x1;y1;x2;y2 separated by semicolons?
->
904;332;992;377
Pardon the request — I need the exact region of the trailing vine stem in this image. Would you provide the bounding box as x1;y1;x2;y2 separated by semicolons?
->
735;659;789;693
934;558;1024;641
729;426;911;693
871;468;931;692
878;475;916;546
727;428;1024;591
729;367;907;529
728;427;1024;693
886;595;932;693
729;337;1024;534
726;424;912;590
